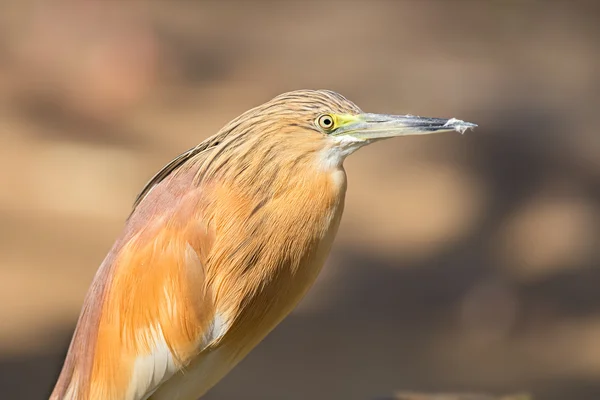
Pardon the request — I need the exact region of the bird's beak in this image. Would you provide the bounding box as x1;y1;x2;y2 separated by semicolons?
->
334;113;477;141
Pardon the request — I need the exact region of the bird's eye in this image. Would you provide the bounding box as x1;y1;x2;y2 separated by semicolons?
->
317;114;335;131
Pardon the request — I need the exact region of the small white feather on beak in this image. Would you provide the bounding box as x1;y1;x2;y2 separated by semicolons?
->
443;118;477;135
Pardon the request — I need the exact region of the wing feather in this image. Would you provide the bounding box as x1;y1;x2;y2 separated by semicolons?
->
51;169;219;400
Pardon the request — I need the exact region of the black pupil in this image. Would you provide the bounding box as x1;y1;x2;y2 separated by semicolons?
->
322;117;332;126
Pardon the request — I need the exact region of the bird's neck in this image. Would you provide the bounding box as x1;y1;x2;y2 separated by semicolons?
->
203;154;347;343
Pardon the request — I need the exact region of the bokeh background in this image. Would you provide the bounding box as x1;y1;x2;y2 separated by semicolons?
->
1;1;599;399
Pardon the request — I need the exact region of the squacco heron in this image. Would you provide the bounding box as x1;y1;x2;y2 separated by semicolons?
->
50;89;475;400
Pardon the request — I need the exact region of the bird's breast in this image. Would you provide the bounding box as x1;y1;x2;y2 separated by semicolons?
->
213;165;347;344
150;167;347;400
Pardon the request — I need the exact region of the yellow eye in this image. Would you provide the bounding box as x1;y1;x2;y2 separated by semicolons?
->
317;114;335;131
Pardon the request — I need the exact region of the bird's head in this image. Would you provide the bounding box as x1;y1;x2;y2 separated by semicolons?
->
251;89;477;170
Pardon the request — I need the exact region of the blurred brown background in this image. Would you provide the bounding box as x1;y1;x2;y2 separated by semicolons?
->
1;1;599;399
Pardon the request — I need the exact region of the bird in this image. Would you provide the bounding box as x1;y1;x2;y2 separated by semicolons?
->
50;89;476;400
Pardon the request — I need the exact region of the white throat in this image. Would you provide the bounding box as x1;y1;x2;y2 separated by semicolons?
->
318;135;368;170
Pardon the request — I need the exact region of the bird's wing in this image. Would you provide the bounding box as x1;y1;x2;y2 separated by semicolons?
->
51;175;223;400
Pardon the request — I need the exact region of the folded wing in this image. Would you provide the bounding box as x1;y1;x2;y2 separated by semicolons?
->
51;174;219;400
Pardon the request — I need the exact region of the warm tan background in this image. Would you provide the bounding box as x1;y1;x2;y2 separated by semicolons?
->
0;1;599;399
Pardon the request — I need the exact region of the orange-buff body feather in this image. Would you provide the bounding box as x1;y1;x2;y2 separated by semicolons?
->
51;90;356;400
